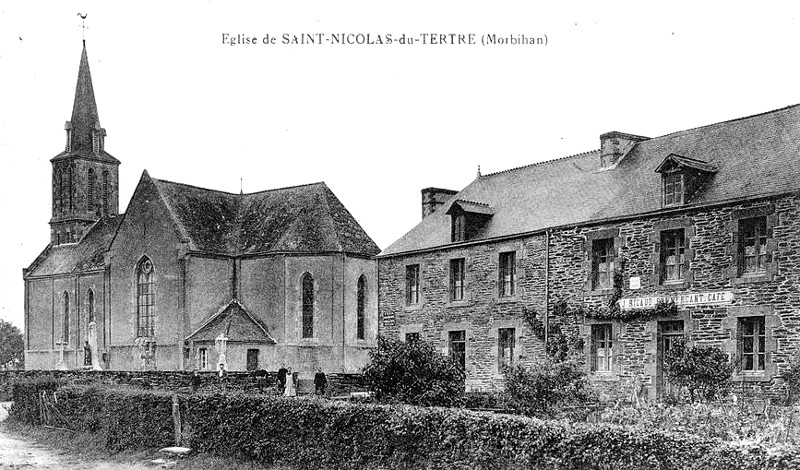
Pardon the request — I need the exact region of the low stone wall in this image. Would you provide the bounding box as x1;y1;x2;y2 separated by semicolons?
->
0;369;368;400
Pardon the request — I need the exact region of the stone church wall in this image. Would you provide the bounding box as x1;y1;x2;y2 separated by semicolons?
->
108;177;185;370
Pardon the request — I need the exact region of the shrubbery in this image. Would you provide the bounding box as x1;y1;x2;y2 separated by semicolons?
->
502;360;595;416
10;383;800;469
362;336;465;406
664;339;733;401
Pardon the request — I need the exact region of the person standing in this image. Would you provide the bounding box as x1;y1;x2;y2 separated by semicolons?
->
314;367;327;396
277;365;288;393
190;370;202;393
284;367;297;397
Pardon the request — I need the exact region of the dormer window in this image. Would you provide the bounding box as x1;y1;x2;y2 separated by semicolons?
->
656;153;717;207
663;170;684;206
446;199;494;243
452;212;466;242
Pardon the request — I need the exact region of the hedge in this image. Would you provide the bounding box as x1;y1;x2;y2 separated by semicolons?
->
9;382;800;469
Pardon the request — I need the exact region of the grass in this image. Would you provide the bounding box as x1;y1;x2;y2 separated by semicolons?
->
0;420;291;470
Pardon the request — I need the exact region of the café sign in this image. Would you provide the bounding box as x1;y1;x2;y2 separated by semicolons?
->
619;291;734;311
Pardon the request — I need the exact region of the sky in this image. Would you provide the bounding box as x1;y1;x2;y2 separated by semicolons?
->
2;1;800;331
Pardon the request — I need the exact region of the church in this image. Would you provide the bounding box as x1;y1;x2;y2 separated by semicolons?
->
23;43;381;374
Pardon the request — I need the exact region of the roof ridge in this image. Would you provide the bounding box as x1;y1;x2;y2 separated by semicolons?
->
482;149;600;177
651;103;800;141
151;177;325;197
243;181;325;196
455;198;492;207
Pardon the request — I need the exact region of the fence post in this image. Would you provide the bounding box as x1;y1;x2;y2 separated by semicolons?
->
172;394;181;446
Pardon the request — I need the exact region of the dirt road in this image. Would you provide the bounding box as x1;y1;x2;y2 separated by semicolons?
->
0;403;152;470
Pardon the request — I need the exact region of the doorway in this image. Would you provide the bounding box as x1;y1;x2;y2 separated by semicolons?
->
246;349;260;371
656;320;684;397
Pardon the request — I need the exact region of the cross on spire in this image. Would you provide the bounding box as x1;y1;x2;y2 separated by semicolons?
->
77;13;88;42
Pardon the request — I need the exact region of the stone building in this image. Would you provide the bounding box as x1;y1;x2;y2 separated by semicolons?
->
23;43;380;374
379;106;800;398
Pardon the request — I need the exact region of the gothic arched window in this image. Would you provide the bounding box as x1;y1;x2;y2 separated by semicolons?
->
136;257;155;337
87;288;95;324
56;170;63;214
357;275;366;340
301;273;314;338
68;166;74;212
87;169;96;212
62;291;70;344
102;170;110;215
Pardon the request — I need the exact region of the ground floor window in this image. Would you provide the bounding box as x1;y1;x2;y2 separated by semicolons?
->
405;332;420;343
498;327;515;368
591;324;613;372
739;316;766;372
198;348;208;370
449;330;466;369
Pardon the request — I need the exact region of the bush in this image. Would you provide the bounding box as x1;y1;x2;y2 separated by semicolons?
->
362;336;465;406
502;360;594;416
781;356;800;404
8;376;63;424
664;339;733;401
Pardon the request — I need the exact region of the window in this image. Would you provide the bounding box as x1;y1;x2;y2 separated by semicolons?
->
87;289;95;324
405;264;420;305
660;229;686;283
450;258;465;301
136;257;155;337
739;316;766;372
87;169;96;212
449;330;466;369
452;212;466;242
357;275;366;340
499;251;515;297
68;166;74;212
591;324;613;372
198;348;208;370
739;217;767;275
592;239;615;289
405;332;420;343
498;328;515;368
56;171;63;214
302;273;314;338
664;170;683;206
62;292;70;344
102;170;110;215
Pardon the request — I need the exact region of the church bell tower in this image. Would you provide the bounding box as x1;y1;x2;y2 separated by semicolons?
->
50;42;120;245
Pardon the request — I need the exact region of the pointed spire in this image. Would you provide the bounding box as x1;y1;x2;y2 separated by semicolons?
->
476;164;482;178
67;42;102;153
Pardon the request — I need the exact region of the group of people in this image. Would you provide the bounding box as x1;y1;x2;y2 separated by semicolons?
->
277;366;328;397
189;364;329;396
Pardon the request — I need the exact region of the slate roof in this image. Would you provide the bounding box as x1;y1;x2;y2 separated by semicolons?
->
185;299;275;343
383;103;800;256
26;215;123;277
150;176;380;256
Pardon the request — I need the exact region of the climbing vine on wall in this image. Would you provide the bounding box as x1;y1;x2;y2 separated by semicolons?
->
520;303;584;363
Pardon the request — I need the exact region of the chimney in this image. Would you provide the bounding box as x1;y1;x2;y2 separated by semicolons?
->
421;187;458;219
599;131;649;168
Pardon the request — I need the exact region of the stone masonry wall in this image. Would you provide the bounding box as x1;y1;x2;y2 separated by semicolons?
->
379;193;800;400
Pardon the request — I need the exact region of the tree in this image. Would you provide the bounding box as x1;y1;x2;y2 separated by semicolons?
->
0;319;24;369
664;338;732;401
363;336;465;406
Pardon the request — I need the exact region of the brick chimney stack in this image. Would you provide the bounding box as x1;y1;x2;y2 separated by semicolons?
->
599;131;649;168
421;187;458;219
